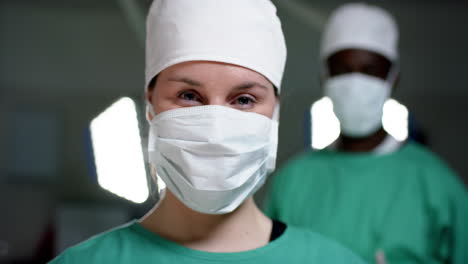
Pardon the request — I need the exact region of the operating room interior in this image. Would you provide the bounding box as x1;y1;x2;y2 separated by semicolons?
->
0;0;467;262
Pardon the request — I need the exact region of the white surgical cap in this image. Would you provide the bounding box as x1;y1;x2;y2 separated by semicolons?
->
320;3;398;62
145;0;287;91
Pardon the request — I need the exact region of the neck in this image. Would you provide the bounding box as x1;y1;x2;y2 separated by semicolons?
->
338;127;388;152
140;190;272;252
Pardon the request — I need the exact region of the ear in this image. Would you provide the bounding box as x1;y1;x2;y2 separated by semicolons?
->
146;89;153;104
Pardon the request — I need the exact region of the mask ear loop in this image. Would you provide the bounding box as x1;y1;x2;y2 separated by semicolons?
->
267;103;280;172
272;104;280;122
146;100;157;122
146;99;168;201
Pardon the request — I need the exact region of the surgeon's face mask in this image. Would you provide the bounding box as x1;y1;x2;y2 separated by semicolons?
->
147;105;278;215
324;73;392;137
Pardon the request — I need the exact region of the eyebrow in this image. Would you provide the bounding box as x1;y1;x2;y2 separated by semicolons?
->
168;77;202;86
233;81;269;91
168;77;269;91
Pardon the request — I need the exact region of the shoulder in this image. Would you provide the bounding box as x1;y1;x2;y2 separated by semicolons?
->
274;149;329;177
399;142;467;200
400;142;452;170
265;149;332;209
49;222;136;264
286;149;330;164
269;149;335;193
284;226;366;264
401;142;461;181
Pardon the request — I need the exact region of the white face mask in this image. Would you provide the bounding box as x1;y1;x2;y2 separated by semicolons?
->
147;105;278;214
324;73;391;137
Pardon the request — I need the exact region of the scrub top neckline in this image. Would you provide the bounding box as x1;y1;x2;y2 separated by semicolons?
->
129;220;291;261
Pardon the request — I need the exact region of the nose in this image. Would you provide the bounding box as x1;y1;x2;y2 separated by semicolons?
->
205;96;230;107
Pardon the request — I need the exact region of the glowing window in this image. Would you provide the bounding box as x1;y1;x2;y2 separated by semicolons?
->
90;97;148;203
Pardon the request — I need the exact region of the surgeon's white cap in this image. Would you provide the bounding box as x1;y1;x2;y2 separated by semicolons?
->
145;0;287;91
320;3;398;62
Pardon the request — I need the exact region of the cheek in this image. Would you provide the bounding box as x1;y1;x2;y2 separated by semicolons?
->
150;85;181;115
151;94;165;115
256;96;277;119
148;89;161;115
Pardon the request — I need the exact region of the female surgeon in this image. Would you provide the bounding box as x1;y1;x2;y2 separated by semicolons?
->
49;0;365;263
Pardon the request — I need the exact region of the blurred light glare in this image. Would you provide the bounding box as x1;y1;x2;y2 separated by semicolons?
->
90;97;148;203
382;99;409;142
311;97;340;149
311;97;409;149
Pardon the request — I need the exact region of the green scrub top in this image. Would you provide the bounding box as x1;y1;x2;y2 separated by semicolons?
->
264;141;468;264
49;220;366;264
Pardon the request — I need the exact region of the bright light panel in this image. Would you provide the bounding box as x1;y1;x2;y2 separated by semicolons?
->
90;97;148;203
311;97;409;149
382;99;409;142
311;97;340;149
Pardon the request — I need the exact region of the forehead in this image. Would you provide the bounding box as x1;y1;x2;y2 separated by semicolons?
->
327;48;392;68
158;61;272;85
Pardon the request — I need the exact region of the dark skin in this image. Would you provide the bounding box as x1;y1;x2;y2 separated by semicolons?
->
326;48;397;152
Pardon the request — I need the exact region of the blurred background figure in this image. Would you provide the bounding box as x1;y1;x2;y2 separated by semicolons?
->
264;3;467;264
0;0;467;263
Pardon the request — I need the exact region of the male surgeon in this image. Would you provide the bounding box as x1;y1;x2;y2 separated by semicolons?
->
265;3;467;264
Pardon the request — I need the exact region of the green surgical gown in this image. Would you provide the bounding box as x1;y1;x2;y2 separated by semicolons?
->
264;141;467;264
49;220;366;264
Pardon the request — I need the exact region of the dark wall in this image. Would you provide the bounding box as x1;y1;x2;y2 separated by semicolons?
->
0;0;467;262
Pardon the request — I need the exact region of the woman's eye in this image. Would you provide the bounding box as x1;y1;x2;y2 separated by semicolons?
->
234;95;256;106
179;91;200;102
